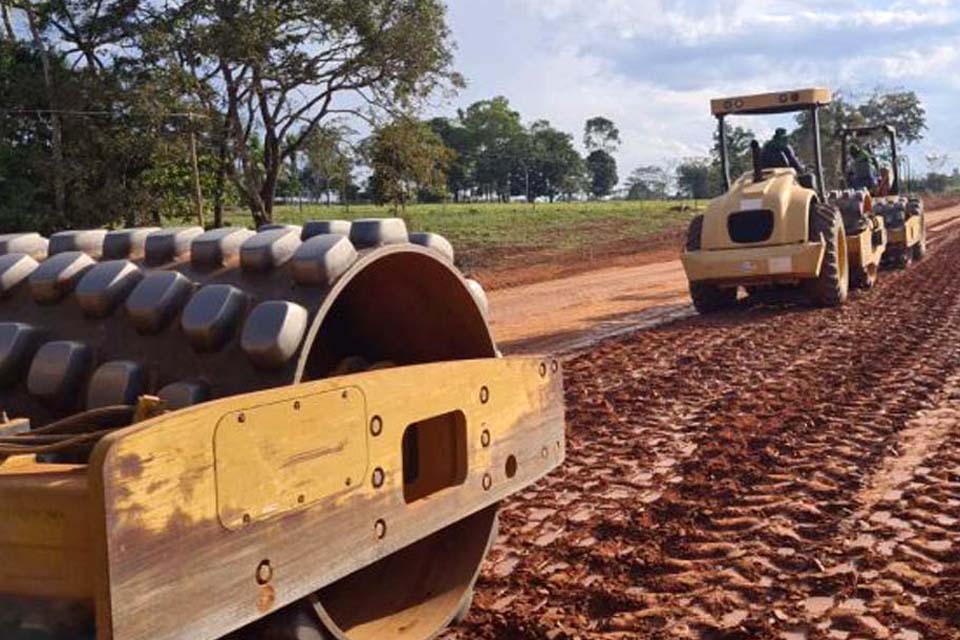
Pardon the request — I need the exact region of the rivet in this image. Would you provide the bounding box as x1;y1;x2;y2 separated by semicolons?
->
541;446;549;459
342;390;349;399
370;415;383;437
293;400;301;411
372;467;385;488
297;494;305;504
482;473;492;491
256;560;273;585
479;386;490;404
538;362;547;377
551;360;559;373
345;477;352;487
375;519;387;539
237;413;246;424
242;513;251;525
481;429;491;448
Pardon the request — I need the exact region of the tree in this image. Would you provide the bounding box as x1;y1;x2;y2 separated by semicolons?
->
791;90;927;189
23;2;66;221
711;123;754;192
626;165;669;200
525;120;584;202
583;116;620;198
0;28;225;233
459;97;527;201
34;0;140;70
366;116;453;211
676;158;712;199
151;0;461;226
303;125;354;205
427;116;474;201
584;116;621;154
857;91;926;144
586;150;617;198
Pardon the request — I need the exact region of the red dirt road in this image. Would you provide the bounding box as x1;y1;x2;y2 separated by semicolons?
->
489;205;960;355
443;206;960;640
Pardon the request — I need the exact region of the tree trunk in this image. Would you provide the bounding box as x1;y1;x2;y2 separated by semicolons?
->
257;161;278;227
25;4;66;224
212;131;228;228
1;2;14;40
189;130;205;227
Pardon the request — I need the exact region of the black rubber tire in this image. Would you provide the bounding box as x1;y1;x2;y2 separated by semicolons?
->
804;202;849;307
894;245;912;270
230;601;330;640
685;214;737;314
685;214;704;251
689;282;738;314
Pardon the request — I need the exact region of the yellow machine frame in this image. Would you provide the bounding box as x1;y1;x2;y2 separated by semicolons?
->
0;356;565;640
681;169;825;286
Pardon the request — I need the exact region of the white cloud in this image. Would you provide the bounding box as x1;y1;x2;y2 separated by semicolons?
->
440;0;960;177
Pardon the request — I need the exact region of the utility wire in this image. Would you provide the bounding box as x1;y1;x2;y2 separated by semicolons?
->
0;108;209;117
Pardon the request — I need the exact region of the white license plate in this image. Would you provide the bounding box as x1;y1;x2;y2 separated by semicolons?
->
769;256;792;273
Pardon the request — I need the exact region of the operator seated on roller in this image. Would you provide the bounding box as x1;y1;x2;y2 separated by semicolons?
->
878;166;892;197
849;143;881;192
759;128;805;174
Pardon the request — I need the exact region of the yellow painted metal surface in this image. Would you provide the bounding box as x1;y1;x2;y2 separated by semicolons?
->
846;224;886;272
0;357;564;640
214;387;368;530
700;170;815;251
86;356;564;640
711;87;831;116
682;241;824;284
888;216;922;248
0;463;94;599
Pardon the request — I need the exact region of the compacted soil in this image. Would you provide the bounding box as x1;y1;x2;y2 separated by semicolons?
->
445;212;960;639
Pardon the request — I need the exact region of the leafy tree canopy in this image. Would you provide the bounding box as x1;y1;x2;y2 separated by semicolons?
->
584;116;621;154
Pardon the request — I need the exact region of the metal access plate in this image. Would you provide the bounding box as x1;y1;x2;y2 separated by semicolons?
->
214;386;367;530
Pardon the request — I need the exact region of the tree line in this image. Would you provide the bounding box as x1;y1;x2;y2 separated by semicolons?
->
0;1;954;235
0;0;462;232
364;101;624;207
0;1;630;231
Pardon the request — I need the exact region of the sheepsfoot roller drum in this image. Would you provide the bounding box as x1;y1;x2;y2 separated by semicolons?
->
0;220;566;640
828;189;887;290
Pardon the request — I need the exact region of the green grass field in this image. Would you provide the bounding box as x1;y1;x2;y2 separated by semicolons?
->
224;200;701;255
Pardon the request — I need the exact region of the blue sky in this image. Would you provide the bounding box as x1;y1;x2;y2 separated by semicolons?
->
437;0;960;179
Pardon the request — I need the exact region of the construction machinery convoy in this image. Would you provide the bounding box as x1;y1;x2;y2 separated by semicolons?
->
0;221;566;640
839;124;927;268
682;88;926;314
0;87;932;639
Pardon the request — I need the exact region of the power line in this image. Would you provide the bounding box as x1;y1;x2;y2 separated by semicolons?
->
0;108;208;118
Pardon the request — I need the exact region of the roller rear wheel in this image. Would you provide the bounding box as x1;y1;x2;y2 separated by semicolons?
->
805;203;849;307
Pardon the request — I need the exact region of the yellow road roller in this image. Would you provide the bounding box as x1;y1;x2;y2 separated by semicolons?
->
681;88;887;313
838;124;926;269
0;219;566;640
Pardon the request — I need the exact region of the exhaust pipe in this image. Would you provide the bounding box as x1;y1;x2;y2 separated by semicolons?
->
751;140;763;183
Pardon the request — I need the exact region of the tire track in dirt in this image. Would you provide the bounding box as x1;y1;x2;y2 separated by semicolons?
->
444;227;960;640
822;378;960;639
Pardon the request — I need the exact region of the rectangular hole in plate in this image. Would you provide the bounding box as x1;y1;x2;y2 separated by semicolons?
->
402;410;468;504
